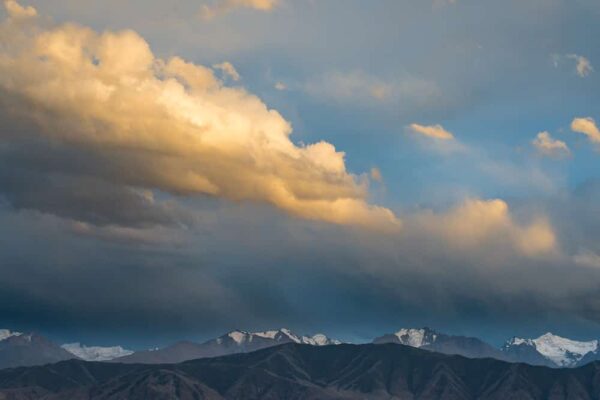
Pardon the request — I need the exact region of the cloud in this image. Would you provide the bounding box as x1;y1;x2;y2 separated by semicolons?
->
571;117;600;144
574;250;600;269
413;198;557;258
200;0;278;20
567;54;593;78
0;2;399;232
407;123;454;140
305;71;440;106
213;61;240;81
3;0;36;19
532;131;570;158
370;167;382;183
274;82;287;91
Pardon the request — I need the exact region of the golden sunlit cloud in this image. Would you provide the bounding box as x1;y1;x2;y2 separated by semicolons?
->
571;117;600;144
0;1;399;232
200;0;278;20
414;199;557;258
408;123;454;140
532;131;570;158
4;0;35;18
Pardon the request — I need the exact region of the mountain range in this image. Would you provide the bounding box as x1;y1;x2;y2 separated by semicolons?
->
2;326;600;371
2;343;600;399
374;327;600;368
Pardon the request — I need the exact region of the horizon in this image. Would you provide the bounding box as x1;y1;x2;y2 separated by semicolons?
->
3;325;600;351
1;0;600;355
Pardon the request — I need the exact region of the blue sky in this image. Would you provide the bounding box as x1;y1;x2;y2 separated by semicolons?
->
0;0;599;348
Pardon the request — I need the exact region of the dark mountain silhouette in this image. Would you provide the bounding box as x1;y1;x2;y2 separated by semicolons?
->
1;343;600;399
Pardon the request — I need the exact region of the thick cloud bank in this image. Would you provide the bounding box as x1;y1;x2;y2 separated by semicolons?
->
0;1;398;231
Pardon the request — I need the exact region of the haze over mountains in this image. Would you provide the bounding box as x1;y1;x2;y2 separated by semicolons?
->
3;343;600;400
2;327;600;371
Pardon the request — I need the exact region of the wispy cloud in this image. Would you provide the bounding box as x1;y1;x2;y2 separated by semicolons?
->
370;167;383;183
213;61;241;81
567;54;594;78
304;71;440;106
200;0;278;20
553;54;594;78
407;123;454;140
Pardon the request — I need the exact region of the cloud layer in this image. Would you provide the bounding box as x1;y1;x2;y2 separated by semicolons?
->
0;1;398;231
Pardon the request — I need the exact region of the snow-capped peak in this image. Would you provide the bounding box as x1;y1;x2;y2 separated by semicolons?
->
0;329;22;341
61;343;134;361
505;333;599;367
224;329;340;346
393;328;436;348
227;330;249;344
301;333;341;346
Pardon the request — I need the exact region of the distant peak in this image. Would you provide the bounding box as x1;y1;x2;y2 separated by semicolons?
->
227;330;249;344
61;342;133;361
393;328;438;348
220;329;340;346
0;329;23;341
504;332;599;367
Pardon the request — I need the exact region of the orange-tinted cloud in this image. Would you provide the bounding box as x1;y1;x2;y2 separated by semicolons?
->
408;123;454;140
0;1;399;232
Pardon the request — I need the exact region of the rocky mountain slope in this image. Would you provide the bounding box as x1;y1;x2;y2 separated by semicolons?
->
2;343;600;399
113;328;340;364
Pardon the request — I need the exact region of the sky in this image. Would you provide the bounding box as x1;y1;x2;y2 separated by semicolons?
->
0;0;599;349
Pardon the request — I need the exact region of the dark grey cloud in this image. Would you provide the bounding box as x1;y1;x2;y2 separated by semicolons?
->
2;191;600;348
0;0;599;350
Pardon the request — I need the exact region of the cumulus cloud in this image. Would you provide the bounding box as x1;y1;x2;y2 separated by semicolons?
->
571;117;600;145
0;2;399;232
407;123;454;140
200;0;278;20
413;199;557;258
532;131;570;158
3;0;36;19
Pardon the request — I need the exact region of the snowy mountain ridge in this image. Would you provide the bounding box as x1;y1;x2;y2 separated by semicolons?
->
61;343;134;362
503;332;599;367
223;328;341;346
392;328;438;348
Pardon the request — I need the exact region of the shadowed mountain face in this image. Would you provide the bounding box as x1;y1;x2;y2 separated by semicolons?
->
373;328;509;362
1;343;600;400
113;328;340;364
0;333;77;370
